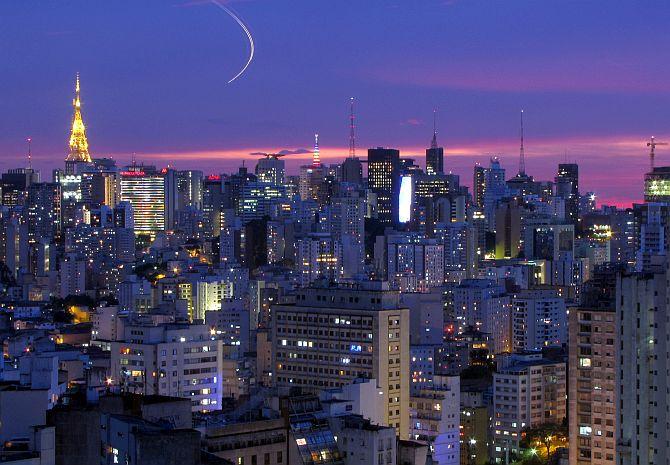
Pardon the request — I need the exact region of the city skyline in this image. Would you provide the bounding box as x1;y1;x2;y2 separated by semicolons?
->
2;1;670;206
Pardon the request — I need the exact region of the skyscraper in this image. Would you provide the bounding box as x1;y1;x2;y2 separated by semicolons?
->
255;155;285;186
472;165;486;208
616;264;670;465
556;163;579;224
568;264;620;465
119;164;166;234
368;147;400;224
425;113;444;175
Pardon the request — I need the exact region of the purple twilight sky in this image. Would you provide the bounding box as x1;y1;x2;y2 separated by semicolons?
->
2;0;670;206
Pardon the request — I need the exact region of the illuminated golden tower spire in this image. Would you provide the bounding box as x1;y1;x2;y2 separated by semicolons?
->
66;73;92;163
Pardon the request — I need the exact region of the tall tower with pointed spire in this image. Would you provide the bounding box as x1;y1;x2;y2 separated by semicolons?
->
349;97;356;158
312;133;321;168
518;109;526;176
66;73;92;166
426;109;444;175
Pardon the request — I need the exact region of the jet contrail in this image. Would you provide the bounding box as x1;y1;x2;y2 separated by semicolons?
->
210;0;255;83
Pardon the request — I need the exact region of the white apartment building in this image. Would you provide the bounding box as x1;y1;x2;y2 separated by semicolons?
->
511;288;567;351
491;353;566;463
409;375;460;465
110;323;223;412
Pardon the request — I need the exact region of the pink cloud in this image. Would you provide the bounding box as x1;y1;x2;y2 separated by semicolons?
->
367;54;669;94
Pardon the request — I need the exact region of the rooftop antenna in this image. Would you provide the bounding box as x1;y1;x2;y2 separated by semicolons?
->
26;137;32;170
313;133;321;167
349;97;356;158
518;109;526;176
431;109;438;149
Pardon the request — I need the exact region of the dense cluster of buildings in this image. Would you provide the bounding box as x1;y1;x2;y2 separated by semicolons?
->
0;76;667;465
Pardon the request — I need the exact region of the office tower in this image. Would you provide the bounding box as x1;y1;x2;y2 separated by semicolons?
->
162;168;179;230
3;216;30;278
511;288;567;351
239;182;288;223
556;163;580;224
568;264;621;465
25;182;61;243
295;233;342;287
616;264;669;465
223;165;257;214
176;169;203;210
380;233;444;292
202;174;223;237
255;155;285;186
425;115;444;175
491;353;567;463
272;285;410;437
368;147;401;224
494;200;521;259
524;222;575;261
1;168;40;206
80;170;119;208
452;279;511;354
341;157;363;185
472;165;486;208
119;164;166;234
643;166;670;203
109;322;224;412
409;375;460;465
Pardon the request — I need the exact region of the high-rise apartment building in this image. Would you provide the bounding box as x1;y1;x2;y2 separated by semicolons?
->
109;322;223;412
272;285;410;437
568;264;620;465
491;353;566;463
511;288;567;351
295;233;343;287
616;264;670;465
453;279;511;354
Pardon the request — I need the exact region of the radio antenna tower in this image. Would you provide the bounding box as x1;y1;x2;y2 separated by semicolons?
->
519;109;526;176
349;97;356;158
26;137;32;170
431;109;438;149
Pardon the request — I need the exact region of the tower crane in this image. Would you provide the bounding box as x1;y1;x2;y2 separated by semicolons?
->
647;136;668;170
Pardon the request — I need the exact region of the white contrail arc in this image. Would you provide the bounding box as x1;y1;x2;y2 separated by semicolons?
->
210;0;255;83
